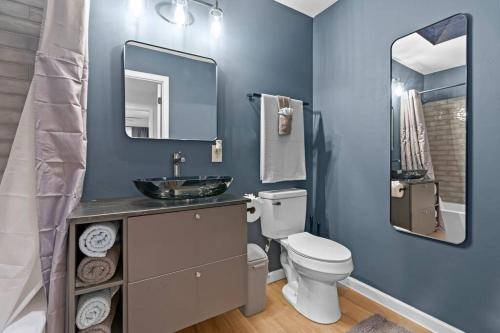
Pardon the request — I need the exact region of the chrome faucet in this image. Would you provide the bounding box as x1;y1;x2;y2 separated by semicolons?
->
173;152;186;177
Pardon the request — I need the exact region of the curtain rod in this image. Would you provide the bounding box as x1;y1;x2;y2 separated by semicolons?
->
247;93;310;106
418;82;466;94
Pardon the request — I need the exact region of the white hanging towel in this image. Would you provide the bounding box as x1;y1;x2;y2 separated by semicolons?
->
260;94;306;183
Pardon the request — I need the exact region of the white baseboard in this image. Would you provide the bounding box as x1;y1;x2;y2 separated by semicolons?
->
267;270;462;332
339;277;464;333
267;268;285;284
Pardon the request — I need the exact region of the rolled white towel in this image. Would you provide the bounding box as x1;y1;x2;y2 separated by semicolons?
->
79;222;119;257
76;287;119;330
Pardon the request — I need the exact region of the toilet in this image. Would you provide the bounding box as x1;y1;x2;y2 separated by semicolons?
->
259;188;353;324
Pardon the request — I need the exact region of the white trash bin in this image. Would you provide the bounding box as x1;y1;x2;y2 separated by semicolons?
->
240;243;268;317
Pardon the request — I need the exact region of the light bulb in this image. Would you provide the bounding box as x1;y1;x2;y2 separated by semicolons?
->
210;6;223;38
129;0;143;19
173;0;189;25
394;84;404;97
211;15;222;38
392;79;405;97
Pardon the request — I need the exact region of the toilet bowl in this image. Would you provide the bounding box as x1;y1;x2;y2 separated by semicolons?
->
258;189;354;324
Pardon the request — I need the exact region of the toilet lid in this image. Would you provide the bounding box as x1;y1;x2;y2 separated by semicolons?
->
288;232;351;263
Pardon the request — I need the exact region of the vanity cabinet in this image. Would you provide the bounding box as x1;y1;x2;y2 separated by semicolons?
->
127;205;247;333
391;181;439;235
67;194;249;333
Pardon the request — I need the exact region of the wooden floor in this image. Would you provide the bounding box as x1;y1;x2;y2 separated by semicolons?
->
178;279;430;333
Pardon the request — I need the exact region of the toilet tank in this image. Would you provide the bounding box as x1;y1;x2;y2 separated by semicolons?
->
258;189;307;240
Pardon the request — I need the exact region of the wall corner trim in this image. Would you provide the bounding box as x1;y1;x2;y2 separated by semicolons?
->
267;269;286;284
338;277;464;333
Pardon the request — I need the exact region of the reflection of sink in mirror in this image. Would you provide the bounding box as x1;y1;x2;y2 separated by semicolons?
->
441;201;466;243
391;169;427;180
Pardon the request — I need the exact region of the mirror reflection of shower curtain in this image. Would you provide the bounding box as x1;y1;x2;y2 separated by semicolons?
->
400;89;435;178
400;89;443;229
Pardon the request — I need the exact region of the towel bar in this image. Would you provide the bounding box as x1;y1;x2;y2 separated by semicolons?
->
247;93;310;106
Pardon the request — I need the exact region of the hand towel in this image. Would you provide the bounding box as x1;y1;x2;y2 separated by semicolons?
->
278;96;293;135
260;94;306;183
79;222;119;257
76;287;119;330
76;244;121;287
78;295;119;333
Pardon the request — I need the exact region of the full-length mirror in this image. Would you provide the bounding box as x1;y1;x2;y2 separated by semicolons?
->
390;14;468;244
123;41;217;141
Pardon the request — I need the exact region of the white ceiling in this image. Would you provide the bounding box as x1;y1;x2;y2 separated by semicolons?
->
275;0;338;17
392;33;466;75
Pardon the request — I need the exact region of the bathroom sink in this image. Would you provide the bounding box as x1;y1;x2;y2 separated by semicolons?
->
133;176;234;200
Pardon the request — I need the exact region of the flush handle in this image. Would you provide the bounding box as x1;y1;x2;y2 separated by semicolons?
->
272;201;281;206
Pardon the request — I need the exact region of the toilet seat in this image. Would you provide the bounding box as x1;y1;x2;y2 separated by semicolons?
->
288;232;351;263
286;232;353;275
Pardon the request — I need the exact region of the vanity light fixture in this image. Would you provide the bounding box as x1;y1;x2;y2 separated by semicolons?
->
129;0;144;19
392;78;405;97
209;1;223;38
157;0;224;38
173;0;190;25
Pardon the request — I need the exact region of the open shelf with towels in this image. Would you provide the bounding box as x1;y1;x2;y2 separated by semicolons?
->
67;219;126;333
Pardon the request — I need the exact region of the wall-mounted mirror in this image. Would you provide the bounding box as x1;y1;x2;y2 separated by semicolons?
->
123;41;217;141
390;14;468;244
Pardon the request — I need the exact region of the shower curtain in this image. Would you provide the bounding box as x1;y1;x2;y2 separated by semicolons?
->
400;89;435;178
0;0;89;332
0;86;44;331
36;0;89;332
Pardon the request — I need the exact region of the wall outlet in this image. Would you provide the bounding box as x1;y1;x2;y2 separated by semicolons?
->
212;145;222;163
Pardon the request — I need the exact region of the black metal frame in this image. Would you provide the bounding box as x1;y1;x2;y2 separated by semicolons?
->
389;13;470;245
123;40;219;142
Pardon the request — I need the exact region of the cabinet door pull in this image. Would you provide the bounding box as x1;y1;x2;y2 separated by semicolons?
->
196;272;202;278
195;213;201;220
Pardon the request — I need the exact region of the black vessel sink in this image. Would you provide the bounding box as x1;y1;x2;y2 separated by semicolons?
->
133;176;234;200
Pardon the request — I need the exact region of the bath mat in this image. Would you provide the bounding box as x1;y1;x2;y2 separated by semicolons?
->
347;314;414;333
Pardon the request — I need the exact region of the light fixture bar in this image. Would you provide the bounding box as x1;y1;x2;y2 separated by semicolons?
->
190;0;214;8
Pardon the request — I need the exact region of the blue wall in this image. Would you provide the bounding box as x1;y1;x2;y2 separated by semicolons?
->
85;0;313;271
314;0;500;331
125;44;217;140
423;65;467;103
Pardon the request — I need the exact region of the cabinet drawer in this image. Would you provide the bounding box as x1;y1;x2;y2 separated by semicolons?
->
128;255;246;333
128;268;197;333
127;204;246;282
194;205;247;265
197;255;247;322
128;210;197;282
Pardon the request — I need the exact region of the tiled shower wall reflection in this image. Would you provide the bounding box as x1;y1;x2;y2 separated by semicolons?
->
424;96;466;204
